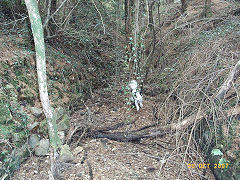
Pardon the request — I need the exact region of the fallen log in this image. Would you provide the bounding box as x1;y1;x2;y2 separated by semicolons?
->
216;60;240;100
75;106;240;142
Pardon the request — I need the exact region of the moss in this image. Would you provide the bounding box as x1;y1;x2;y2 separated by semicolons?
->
0;99;12;123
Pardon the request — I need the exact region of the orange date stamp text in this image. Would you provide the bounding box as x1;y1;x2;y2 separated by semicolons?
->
187;163;229;169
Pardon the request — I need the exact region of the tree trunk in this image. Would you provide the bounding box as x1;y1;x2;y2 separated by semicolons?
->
216;60;240;100
125;0;135;79
203;0;211;18
49;0;57;35
143;1;156;82
134;0;140;76
181;0;187;14
24;0;61;178
148;1;156;59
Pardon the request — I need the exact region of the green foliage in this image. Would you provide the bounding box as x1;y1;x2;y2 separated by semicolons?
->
0;100;12;124
195;110;240;179
189;19;240;48
121;83;132;106
219;157;229;165
199;20;240;43
0;85;29;179
39;119;48;134
125;35;145;79
121;84;130;95
211;148;223;156
0;144;29;180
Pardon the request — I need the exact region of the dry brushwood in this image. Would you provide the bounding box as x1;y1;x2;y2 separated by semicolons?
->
72;105;240;143
216;59;240;100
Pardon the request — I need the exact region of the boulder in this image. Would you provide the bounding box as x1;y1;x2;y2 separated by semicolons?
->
59;144;75;162
28;134;40;149
30;107;43;118
34;139;50;156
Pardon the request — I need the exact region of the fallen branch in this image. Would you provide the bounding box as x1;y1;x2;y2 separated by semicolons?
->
76;105;240;142
216;59;240;100
146;111;205;138
90;131;146;142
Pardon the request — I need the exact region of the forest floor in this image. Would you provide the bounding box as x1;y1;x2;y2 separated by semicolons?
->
7;0;240;179
13;84;215;180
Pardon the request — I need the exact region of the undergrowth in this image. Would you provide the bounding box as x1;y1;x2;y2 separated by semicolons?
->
0;85;29;179
150;1;240;178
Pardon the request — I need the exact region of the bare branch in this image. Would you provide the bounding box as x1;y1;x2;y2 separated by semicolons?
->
0;16;27;25
216;59;240;100
43;0;68;28
91;0;106;34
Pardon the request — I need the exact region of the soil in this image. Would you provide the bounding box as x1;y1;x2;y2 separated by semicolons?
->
7;0;234;179
13;86;215;180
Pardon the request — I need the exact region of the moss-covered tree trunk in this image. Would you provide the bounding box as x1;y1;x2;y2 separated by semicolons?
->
24;0;61;178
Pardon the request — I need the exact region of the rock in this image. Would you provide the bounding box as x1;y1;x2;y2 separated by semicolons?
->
54;107;65;120
57;114;70;131
113;107;118;112
59;144;75;162
27;121;39;131
5;84;14;89
34;139;50;156
15;144;29;162
30;107;43;118
73;146;84;155
58;131;65;144
80;111;85;116
29;134;40;149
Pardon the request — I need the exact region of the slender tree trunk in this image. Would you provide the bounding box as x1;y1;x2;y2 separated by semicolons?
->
181;0;187;14
24;0;61;178
143;1;156;81
114;0;121;77
148;1;156;58
155;2;162;68
134;0;139;46
125;0;135;79
134;0;140;76
203;0;211;18
49;0;57;35
216;60;240;100
44;0;57;37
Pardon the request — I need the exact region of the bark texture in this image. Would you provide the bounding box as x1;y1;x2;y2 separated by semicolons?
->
24;0;61;178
